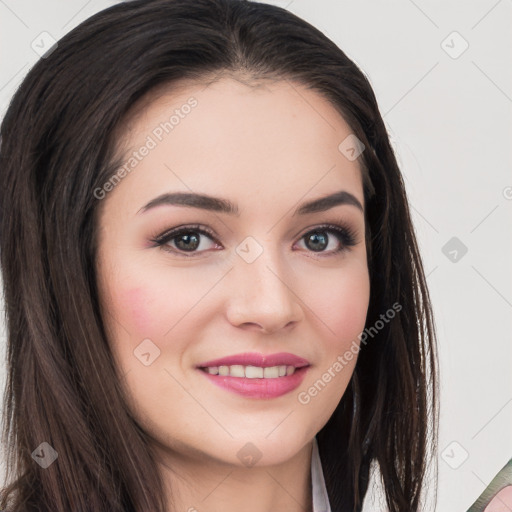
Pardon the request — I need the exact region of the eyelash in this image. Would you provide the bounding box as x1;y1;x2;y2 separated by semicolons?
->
150;222;358;258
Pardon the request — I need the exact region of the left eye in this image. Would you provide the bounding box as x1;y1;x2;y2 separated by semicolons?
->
296;227;354;254
151;223;357;257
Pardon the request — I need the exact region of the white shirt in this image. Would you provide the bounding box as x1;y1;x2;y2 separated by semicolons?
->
311;436;332;512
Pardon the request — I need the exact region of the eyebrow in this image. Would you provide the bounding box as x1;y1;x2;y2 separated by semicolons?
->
137;190;364;216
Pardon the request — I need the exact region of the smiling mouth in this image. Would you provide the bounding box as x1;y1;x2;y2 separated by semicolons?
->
198;364;303;378
197;364;310;399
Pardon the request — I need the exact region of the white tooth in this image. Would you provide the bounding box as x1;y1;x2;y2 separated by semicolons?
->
245;366;264;378
218;365;230;376
229;365;245;377
263;366;279;378
205;364;296;378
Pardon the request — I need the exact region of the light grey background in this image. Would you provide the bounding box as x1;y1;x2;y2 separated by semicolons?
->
1;1;511;510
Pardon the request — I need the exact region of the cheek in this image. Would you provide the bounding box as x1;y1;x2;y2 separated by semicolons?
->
308;264;370;345
114;283;183;342
121;286;155;334
106;266;217;344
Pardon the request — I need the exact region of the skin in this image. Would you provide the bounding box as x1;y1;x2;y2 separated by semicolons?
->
467;459;512;511
485;487;512;512
96;76;370;512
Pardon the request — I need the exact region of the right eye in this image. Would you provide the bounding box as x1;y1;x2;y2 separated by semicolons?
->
151;224;222;257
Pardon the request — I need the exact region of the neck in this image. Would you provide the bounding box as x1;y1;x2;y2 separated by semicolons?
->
156;440;314;512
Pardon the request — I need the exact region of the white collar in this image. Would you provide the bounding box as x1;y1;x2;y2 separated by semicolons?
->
311;436;331;512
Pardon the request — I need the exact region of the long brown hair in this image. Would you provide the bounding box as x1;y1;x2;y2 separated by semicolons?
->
0;1;438;510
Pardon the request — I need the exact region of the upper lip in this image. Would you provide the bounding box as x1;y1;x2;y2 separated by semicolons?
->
196;352;310;369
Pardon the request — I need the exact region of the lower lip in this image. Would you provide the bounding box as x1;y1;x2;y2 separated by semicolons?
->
197;366;310;399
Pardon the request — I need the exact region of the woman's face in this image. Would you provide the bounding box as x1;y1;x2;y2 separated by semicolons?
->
96;77;370;468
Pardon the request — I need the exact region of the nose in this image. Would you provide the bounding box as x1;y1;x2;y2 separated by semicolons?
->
225;244;304;334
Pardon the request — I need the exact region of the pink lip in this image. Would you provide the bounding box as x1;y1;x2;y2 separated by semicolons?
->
196;352;311;399
196;352;310;369
198;366;310;399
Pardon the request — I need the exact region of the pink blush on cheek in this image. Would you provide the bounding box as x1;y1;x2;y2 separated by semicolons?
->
120;286;156;335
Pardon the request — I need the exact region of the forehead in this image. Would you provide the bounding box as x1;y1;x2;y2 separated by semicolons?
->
119;76;355;150
106;76;365;214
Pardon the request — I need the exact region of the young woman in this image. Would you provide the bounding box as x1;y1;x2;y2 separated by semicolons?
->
0;1;438;511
